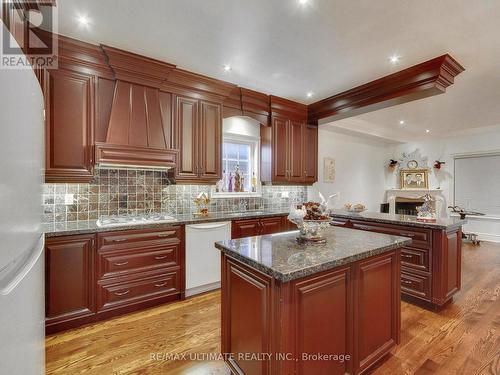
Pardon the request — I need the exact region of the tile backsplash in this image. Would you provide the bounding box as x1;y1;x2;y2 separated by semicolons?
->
42;168;308;224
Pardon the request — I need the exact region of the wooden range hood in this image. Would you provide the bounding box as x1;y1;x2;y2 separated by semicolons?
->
94;46;178;169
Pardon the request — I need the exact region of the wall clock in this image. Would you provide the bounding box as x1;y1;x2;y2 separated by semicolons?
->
407;160;418;169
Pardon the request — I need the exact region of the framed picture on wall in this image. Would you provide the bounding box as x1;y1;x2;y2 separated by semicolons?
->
400;168;429;189
324;157;336;183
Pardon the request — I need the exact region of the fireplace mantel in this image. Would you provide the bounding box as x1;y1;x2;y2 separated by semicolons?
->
385;188;445;218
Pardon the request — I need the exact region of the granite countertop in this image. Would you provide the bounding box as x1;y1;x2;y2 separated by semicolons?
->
43;210;289;237
215;226;412;282
329;209;466;230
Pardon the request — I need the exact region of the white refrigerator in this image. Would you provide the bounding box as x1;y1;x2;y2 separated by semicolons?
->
0;23;46;374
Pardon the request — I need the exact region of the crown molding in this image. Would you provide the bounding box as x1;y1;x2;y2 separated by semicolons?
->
308;54;465;125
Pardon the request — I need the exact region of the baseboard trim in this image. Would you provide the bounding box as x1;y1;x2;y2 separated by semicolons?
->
186;282;221;297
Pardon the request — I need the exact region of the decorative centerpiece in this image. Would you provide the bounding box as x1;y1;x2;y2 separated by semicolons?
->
416;193;437;222
288;202;331;243
343;203;366;213
193;192;210;217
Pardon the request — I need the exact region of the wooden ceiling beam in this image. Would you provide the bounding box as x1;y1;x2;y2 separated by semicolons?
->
307;54;465;125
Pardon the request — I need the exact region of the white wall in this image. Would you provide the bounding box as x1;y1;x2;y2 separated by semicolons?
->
310;125;500;243
389;128;500;242
308;127;394;212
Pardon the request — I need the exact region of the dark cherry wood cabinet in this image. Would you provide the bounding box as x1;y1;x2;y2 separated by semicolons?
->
291;266;352;375
353;250;400;374
302;124;318;183
289;119;305;182
35;33;318;184
231;215;287;239
221;249;401;375
330;217;462;309
45;234;96;333
45;226;185;333
272;116;290;183
42;67;95;183
36;32;114;183
175;95;199;180
266;96;318;185
199;100;222;180
174;96;222;183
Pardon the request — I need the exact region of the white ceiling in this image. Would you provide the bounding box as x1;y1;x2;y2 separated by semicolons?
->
53;0;500;140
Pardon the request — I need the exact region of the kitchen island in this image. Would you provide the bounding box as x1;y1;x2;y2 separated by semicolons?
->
215;226;411;375
329;210;466;309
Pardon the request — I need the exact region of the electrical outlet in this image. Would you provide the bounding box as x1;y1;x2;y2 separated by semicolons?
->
64;194;74;205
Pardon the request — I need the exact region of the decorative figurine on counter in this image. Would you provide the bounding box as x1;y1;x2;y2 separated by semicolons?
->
416;193;437;222
240;176;245;192
251;172;257;192
228;172;233;192
234;165;241;193
193;192;211;217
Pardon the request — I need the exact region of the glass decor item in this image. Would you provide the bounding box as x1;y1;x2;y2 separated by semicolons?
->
288;202;331;243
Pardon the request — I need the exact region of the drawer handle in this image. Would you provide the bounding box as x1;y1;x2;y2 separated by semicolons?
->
113;261;129;266
157;232;175;238
401;254;413;259
154;255;168;260
111;238;127;243
113;289;130;296
401;280;412;285
400;233;415;237
154;282;167;287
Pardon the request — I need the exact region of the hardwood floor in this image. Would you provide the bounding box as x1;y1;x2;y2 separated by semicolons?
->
46;242;500;375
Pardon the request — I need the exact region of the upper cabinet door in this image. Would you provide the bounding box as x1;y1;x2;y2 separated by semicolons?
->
303;124;318;183
44;68;94;183
174;95;199;180
288;120;305;182
272;116;289;182
199;100;222;180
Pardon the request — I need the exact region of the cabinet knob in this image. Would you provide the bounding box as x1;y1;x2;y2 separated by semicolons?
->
401;280;412;285
154;282;167;287
113;261;129;266
154;255;168;260
111;238;127;243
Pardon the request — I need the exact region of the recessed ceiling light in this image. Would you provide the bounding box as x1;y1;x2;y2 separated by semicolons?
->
223;64;231;72
426;129;430;133
77;15;90;26
306;92;313;98
399;120;405;125
298;0;309;5
389;54;401;64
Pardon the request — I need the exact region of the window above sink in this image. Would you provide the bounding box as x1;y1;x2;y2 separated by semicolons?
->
212;116;262;199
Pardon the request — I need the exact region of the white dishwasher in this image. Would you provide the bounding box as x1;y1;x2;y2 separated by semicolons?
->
185;221;232;297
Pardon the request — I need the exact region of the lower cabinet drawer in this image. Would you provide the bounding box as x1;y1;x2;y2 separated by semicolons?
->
97;270;180;312
401;246;430;272
350;220;432;249
401;269;431;301
97;244;179;279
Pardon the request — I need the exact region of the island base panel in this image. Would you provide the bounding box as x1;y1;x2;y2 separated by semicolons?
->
221;249;401;375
